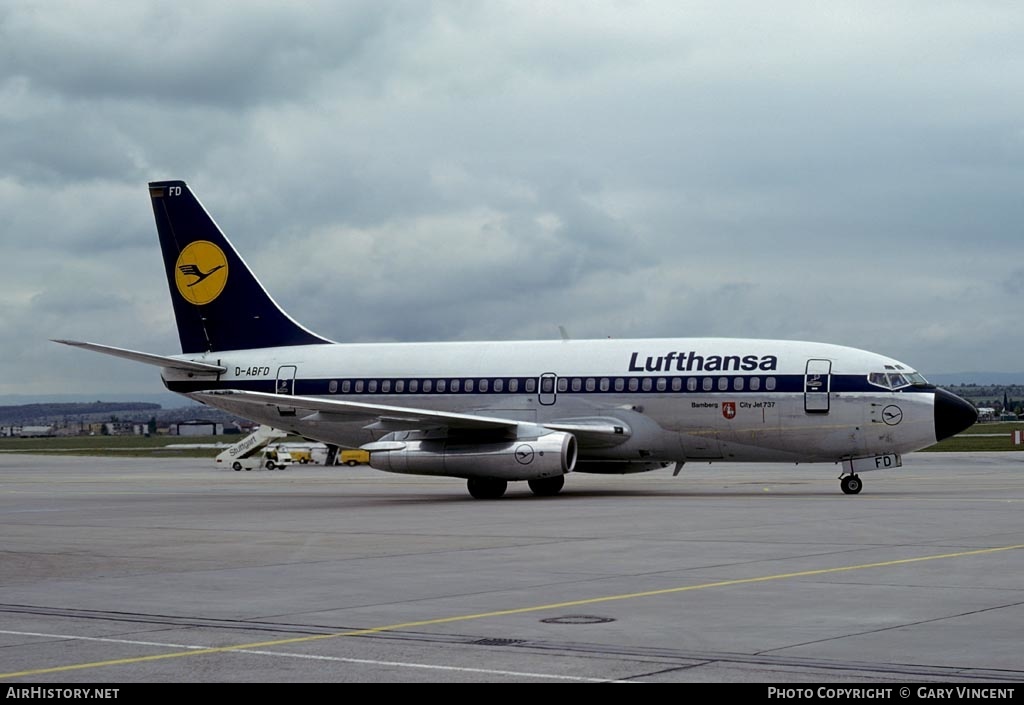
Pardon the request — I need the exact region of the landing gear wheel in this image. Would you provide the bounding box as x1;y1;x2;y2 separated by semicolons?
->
841;474;862;495
233;461;242;471
467;478;508;499
528;475;565;497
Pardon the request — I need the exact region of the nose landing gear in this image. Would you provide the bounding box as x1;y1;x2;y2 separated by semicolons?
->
840;473;862;495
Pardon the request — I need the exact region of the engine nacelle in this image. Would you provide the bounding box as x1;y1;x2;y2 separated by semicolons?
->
366;432;577;481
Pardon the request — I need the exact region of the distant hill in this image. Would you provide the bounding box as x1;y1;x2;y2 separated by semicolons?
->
0;392;189;407
0;401;162;425
928;372;1024;386
0;399;247;427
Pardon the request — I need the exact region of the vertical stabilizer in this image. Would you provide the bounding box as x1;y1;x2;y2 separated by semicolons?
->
149;180;332;353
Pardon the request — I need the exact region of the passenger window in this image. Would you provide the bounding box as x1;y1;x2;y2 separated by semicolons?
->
642;378;652;391
656;378;667;391
614;378;625;392
600;378;610;391
718;377;728;391
480;379;489;392
355;380;364;393
464;379;474;392
436;379;446;392
572;378;582;392
341;380;351;393
329;380;338;393
586;378;596;391
703;377;713;391
734;377;744;391
558;378;569;392
368;380;378;393
766;377;776;391
541;377;554;393
509;379;518;392
526;378;536;393
395;380;404;393
749;377;760;391
451;379;460;392
381;380;391;393
687;378;697;391
629;378;639;392
409;380;419;393
672;378;682;391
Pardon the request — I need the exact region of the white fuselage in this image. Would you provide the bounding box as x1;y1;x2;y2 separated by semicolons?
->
163;337;939;466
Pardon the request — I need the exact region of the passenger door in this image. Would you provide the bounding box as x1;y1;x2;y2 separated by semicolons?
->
804;359;831;414
276;365;297;416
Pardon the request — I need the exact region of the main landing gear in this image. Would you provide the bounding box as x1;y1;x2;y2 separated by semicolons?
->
840;473;863;495
466;475;566;499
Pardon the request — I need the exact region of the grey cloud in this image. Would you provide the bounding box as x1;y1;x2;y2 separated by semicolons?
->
3;1;1024;397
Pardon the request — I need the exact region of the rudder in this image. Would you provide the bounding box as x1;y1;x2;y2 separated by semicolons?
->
149;180;332;353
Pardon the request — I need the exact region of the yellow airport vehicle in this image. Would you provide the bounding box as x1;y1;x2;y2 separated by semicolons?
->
339;449;370;466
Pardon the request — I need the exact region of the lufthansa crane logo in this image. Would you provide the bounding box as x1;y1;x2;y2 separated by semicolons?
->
514;444;535;465
882;405;903;426
174;241;228;305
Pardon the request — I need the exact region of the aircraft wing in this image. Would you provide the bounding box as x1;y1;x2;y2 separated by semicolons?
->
191;389;632;445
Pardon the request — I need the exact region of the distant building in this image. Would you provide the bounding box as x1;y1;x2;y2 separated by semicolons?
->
174;420;224;436
1;425;55;437
103;422;145;436
977;407;996;422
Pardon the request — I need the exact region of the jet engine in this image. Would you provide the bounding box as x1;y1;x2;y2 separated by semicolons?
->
365;431;577;481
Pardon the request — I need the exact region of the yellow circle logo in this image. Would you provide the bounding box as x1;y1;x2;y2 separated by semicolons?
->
174;241;228;305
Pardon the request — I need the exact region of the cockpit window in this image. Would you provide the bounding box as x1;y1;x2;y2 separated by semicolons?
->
869;370;929;389
888;373;910;388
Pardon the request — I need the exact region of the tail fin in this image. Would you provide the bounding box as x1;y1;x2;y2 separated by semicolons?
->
149;180;332;353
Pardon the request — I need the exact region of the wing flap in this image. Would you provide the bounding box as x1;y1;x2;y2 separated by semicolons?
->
191;390;637;448
191;389;520;431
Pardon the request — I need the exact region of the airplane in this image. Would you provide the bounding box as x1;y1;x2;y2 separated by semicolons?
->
54;180;979;499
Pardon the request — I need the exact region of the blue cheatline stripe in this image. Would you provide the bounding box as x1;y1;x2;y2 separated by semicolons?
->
165;373;926;396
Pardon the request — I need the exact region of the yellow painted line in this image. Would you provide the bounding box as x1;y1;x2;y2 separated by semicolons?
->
3;541;1023;679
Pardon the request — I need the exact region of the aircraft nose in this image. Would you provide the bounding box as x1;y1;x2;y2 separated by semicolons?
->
934;388;978;442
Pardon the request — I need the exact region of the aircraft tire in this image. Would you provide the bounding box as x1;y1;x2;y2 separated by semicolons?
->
467;478;508;500
841;474;862;495
528;475;565;497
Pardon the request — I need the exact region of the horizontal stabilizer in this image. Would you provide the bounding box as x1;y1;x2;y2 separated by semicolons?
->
51;339;225;374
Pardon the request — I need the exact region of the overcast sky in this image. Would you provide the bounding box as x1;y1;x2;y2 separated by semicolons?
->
3;1;1023;399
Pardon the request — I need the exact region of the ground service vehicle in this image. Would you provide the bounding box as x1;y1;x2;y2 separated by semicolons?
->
339;449;370;466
